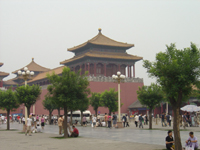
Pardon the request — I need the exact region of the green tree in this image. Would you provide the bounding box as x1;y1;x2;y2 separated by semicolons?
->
47;67;90;138
90;92;102;116
101;88;118;115
43;94;57;124
143;43;200;150
15;84;41;117
0;88;19;130
137;83;164;129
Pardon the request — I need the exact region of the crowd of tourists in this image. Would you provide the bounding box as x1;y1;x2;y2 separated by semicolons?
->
182;112;199;129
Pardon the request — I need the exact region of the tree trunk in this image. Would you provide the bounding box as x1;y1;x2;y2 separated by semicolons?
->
57;108;60;118
70;110;73;125
49;111;52;125
109;110;111;116
27;106;30;117
95;109;97;117
149;109;152;129
81;111;83;126
64;107;69;138
173;106;182;150
7;109;10;130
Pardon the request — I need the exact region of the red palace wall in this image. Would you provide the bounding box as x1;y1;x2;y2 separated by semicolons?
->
11;81;144;116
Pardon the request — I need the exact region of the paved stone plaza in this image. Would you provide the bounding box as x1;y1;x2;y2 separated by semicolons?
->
1;122;200;150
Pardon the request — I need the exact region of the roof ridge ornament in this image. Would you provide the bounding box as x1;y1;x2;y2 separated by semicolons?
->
98;28;102;33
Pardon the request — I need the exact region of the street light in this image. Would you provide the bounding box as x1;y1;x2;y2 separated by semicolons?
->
18;67;34;124
112;71;125;127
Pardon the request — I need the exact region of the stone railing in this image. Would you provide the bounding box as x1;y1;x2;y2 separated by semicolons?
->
87;75;143;83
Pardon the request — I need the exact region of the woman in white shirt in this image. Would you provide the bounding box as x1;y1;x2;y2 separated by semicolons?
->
93;115;97;128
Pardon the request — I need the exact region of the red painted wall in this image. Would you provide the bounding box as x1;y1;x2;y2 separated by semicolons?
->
11;81;143;115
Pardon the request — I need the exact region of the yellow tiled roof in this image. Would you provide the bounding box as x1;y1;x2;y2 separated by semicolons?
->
27;66;65;83
68;29;134;51
0;71;9;77
12;58;51;74
60;51;142;64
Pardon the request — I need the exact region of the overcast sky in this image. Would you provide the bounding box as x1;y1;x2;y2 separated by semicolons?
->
0;0;200;85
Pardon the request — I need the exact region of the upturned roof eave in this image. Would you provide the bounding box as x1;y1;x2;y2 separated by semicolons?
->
68;42;134;52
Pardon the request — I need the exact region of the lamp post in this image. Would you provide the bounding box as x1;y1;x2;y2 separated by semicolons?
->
18;67;34;124
112;71;125;127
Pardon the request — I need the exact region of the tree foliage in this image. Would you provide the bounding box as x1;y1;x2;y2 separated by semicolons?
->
143;43;200;150
47;67;90;138
101;88;118;115
0;88;19;130
137;83;164;129
15;84;41;116
43;94;57;123
90;92;102;116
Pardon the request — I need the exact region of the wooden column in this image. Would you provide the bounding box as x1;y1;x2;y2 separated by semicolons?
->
85;63;87;74
133;64;135;78
94;63;96;76
130;66;132;78
80;65;82;75
127;65;130;77
88;63;90;76
0;80;3;87
104;63;106;76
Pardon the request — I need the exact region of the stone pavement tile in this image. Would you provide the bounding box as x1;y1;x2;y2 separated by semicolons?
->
0;130;165;150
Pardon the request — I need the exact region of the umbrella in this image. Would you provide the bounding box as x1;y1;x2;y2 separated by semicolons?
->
180;105;200;112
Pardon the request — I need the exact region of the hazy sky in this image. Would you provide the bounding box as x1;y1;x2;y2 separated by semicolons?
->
1;0;200;85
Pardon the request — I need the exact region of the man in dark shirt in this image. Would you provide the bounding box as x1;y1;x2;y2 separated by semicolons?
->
162;112;167;127
139;114;143;128
70;126;79;137
165;130;174;150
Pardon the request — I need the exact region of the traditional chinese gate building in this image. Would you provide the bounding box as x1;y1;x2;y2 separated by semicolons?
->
7;29;144;115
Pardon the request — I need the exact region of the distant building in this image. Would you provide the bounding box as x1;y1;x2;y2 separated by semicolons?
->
5;29;144;115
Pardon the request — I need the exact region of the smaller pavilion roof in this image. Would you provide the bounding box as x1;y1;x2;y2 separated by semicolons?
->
27;66;65;83
12;58;51;74
60;51;142;65
3;78;18;85
128;100;146;109
68;28;134;52
0;63;3;67
0;71;9;77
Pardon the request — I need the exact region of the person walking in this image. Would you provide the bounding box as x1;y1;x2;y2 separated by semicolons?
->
97;114;101;124
122;114;127;127
107;114;112;128
22;116;26;132
67;115;71;132
112;113;117;128
25;115;32;136
58;115;63;135
89;115;93;127
169;114;172;127
134;114;139;127
161;112;167;127
166;113;170;126
82;115;86;127
183;112;188;129
104;113;108;127
41;116;45;130
139;114;143;128
92;115;97;128
126;114;129;127
145;115;148;125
